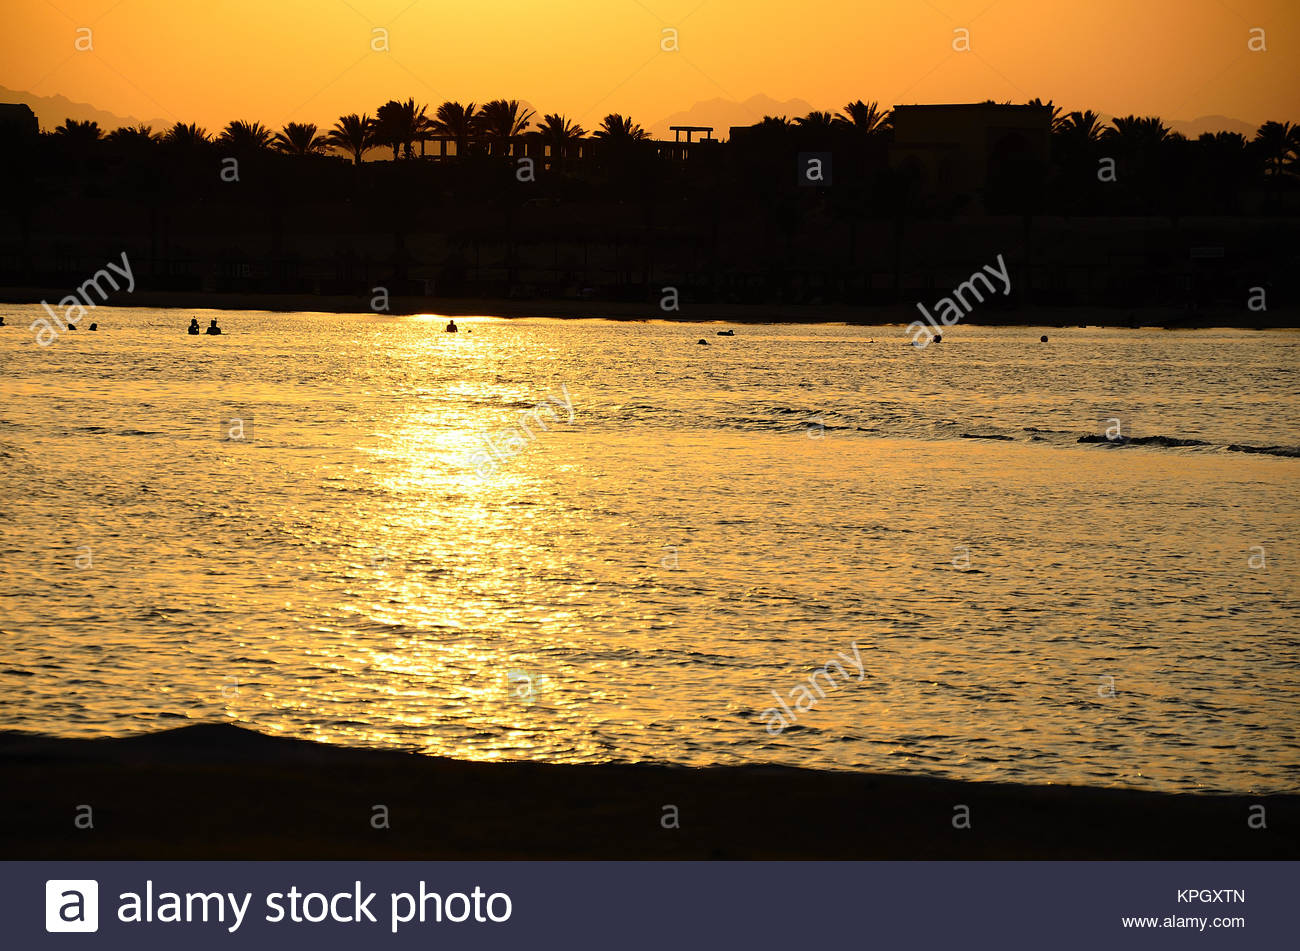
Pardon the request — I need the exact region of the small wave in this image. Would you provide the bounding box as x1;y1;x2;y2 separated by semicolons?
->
1078;434;1299;457
1078;434;1210;448
960;433;1014;441
1228;444;1300;458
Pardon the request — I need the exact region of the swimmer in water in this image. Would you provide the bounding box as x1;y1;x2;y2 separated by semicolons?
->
205;318;222;335
446;319;458;333
188;318;200;335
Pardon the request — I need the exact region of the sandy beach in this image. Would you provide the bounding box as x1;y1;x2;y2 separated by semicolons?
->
1;724;1294;860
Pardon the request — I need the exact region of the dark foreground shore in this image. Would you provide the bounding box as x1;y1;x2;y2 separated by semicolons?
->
3;287;1298;327
1;724;1294;860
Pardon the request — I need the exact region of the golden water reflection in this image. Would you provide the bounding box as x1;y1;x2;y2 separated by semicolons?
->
2;311;1297;793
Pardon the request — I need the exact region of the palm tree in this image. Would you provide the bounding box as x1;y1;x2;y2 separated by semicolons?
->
1194;131;1255;212
401;99;430;157
796;111;838;131
837;100;890;136
106;124;159;145
218;120;273;152
1103;115;1170;173
1058;109;1105;145
327;113;375;165
592;113;647;141
1105;115;1169;147
477;99;536;154
1028;97;1066;132
272;122;327;156
1253;120;1299;179
162;122;211;148
52;119;102;145
374;99;425;159
537;113;585;165
432;101;479;158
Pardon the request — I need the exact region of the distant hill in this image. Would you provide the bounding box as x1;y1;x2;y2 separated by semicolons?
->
1090;112;1257;139
1165;114;1258;139
0;84;170;133
651;95;817;140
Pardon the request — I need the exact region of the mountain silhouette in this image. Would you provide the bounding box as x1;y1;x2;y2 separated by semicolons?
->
1164;114;1258;139
0;85;170;132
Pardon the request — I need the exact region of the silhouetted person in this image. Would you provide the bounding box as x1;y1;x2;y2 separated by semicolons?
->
933;333;942;343
1040;335;1048;342
445;319;458;333
188;318;200;335
697;338;709;345
205;318;222;335
0;315;6;326
89;322;97;330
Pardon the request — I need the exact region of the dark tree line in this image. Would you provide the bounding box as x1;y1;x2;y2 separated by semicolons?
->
2;96;1296;310
29;95;1299;219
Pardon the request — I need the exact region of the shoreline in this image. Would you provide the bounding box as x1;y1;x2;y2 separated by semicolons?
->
3;287;1297;327
2;724;1295;860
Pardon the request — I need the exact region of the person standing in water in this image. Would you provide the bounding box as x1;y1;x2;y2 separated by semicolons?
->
188;318;200;335
205;318;222;335
445;319;458;333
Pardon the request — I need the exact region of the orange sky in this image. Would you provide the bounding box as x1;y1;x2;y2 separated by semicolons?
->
4;0;1298;134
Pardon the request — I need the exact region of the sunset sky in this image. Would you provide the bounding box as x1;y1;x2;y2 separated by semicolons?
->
4;0;1298;134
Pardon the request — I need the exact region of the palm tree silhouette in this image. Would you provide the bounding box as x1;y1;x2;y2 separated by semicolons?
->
592;114;647;141
52;119;102;145
1028;98;1066;132
1253;120;1299;179
162;122;211;148
432;101;479;158
375;100;425;159
1058;110;1105;145
537;113;585;167
327;114;375;165
796;111;838;131
837;100;891;136
273;122;328;156
478;99;536;155
218;120;273;152
1105;115;1170;147
106;124;159;145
